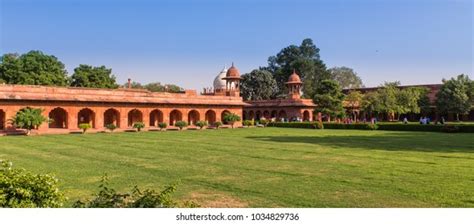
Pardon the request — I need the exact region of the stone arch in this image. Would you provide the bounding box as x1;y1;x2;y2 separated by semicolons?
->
0;109;5;130
263;110;270;119
243;111;248;120
271;110;278;119
303;110;310;121
248;111;255;120
104;108;120;128
221;110;231;124
78;108;95;128
49;107;68;128
149;109;163;127
188;110;200;125
128;109;143;127
255;111;262;120
205;110;216;124
169;109;183;126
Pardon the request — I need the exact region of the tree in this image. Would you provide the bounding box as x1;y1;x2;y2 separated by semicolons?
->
417;87;432;116
174;121;188;130
70;65;118;88
126;81;183;93
9;107;48;135
266;38;330;98
436;74;473;121
376;82;399;120
240;69;278;100
328;66;363;89
0;51;68;86
0;160;64;208
223;113;241;128
195;120;208;129
133;122;145;132
78;123;92;133
344;90;363;120
395;87;423;120
313;80;345;121
361;91;382;119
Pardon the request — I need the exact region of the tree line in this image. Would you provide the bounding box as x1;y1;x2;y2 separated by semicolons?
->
0;50;183;92
239;38;473;121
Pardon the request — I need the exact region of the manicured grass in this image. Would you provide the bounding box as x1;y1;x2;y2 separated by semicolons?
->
1;128;473;207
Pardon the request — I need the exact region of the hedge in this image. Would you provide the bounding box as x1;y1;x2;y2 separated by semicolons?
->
268;122;377;130
268;122;474;133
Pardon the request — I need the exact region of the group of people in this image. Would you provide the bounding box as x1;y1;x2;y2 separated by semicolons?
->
400;116;445;125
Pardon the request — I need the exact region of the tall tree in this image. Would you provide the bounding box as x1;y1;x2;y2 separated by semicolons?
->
70;65;118;88
240;69;278;101
328;66;363;89
313;80;345;121
396;87;423;119
0;51;68;86
266;38;330;98
361;91;382;119
436;74;473;121
376;82;400;120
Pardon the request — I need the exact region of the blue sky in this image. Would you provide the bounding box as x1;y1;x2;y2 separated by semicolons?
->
1;0;472;89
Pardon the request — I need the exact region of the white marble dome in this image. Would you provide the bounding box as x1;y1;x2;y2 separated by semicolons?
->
213;67;227;90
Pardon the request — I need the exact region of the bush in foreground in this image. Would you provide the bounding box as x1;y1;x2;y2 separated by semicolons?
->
74;175;199;208
0;160;64;208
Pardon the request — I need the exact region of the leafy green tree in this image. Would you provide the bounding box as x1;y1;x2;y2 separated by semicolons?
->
313;80;345;121
126;81;183;93
417;87;432;116
328;66;363;89
133;122;145;131
223;113;241;128
436;74;473;121
376;82;399;120
195;120;208;129
240;69;278;100
361;91;382;118
70;64;118;88
0;160;64;208
9;107;48;135
213;121;222;129
78;123;92;133
174;121;187;130
396;87;423;119
266;38;330;98
106;124;117;132
0;51;68;86
158;122;167;130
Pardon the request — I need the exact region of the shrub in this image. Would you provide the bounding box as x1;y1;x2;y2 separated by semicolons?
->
133;122;145;132
73;175;198;208
223;113;241;128
0;160;64;208
174;121;187;130
243;120;253;127
195;120;208;129
158;122;167;130
214;121;222;129
78;123;92;133
9;107;48;135
313;121;324;129
105;124;117;132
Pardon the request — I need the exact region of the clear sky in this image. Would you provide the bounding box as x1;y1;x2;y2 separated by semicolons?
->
1;0;472;90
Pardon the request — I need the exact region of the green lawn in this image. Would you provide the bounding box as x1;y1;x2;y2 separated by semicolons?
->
1;128;473;207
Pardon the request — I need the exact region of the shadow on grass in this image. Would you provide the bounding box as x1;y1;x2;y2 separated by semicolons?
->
247;132;474;153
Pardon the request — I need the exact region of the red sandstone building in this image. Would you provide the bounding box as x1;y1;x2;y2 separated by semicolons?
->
0;65;317;135
0;64;247;134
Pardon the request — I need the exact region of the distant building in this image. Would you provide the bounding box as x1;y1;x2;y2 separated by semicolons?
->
243;70;315;122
